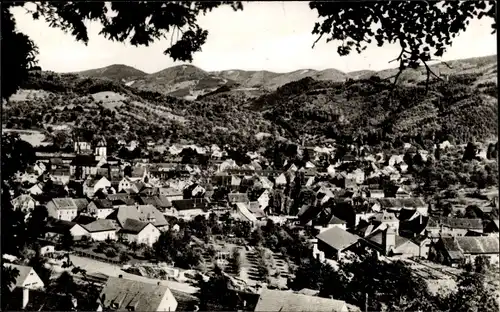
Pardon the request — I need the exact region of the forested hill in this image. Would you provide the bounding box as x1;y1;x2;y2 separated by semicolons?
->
2;69;498;152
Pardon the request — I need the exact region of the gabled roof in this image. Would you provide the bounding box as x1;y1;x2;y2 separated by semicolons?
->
441;236;500;258
82;219;117;233
92;199;113;209
171;198;208;211
71;155;99;167
99;277;175;312
120;218;149;234
72;198;90;212
316;227;360;251
235;203;258;222
228;193;249;203
46;219;80;234
49;198;78;210
328;215;347;225
378;198;426;209
72;215;96;225
254;289;348;312
138;195;172;208
137;204;168;227
3;264;37;290
429;217;483;230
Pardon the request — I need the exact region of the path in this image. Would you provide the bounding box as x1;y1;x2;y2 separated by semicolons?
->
69;255;199;294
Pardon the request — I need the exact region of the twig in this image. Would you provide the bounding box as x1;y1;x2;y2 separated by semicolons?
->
312;34;323;49
422;58;444;94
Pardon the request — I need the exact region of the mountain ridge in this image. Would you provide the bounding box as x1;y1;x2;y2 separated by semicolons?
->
71;54;497;100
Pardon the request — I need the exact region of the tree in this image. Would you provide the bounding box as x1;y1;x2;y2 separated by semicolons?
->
463;142;479;161
310;1;496;91
196;266;237;311
474;256;490;274
60;230;74;250
28;251;53;286
1;265;19;310
448;272;498;312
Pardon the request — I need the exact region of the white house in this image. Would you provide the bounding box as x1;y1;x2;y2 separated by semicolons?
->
257;190;270;210
11;195;37;213
87;199;115;219
3;264;45;309
82;220;117;241
120;220;161;246
275;173;287;186
46;198;78;221
83;176;111;198
28;184;44;196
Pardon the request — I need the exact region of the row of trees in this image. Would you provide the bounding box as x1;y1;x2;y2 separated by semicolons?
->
289;251;498;312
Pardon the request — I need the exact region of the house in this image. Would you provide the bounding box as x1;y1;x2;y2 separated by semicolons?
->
314;227;361;261
87;199;115;219
346;168;365;185
138;195;172;211
364;226;428;258
28;183;44;196
159;188;183;202
274;173;287;186
426;217;483;239
118;177;145;194
368;189;384;199
82;219;117;241
377;197;427;215
44;219;89;241
3;264;45;309
74;141;92;154
108;204;169;231
254;289;349;312
484;219;500;234
256;189;270;210
395;187;411;198
228;193;250;205
97;276;177;312
322;215;348;232
119;219;161;246
70;155;99;180
94;136;107;161
73;198;90;214
171;199;208;220
83;176;111;198
234;202;258;225
11;194;37;213
429;236;500;267
46;198;79;221
50;167;71;185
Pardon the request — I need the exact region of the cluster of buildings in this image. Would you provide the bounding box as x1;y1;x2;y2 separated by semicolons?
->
5;136;499;311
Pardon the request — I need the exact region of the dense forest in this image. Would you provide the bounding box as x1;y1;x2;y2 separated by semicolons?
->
2;70;497;152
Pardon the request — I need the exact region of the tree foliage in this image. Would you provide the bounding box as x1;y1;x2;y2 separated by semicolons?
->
310;1;496;88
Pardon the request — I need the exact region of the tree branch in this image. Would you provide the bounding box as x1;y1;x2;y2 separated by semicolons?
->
312;34;323;49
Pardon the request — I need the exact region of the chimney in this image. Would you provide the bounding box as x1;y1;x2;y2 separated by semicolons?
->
118;274;123;278
22;287;29;309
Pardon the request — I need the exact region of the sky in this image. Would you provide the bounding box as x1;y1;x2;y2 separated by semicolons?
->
11;1;497;74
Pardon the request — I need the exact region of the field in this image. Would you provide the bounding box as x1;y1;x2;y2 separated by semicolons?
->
2;129;50;147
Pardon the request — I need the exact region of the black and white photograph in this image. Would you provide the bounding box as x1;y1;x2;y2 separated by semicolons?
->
1;1;499;311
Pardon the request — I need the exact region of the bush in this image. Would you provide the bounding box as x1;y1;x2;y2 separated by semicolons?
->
105;248;117;258
119;252;130;263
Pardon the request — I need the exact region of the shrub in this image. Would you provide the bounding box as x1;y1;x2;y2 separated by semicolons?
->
105;248;117;258
119;252;130;263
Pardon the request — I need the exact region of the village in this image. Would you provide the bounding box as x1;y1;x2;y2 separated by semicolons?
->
3;134;499;311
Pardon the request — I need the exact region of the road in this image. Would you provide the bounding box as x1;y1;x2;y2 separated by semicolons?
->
68;255;199;294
